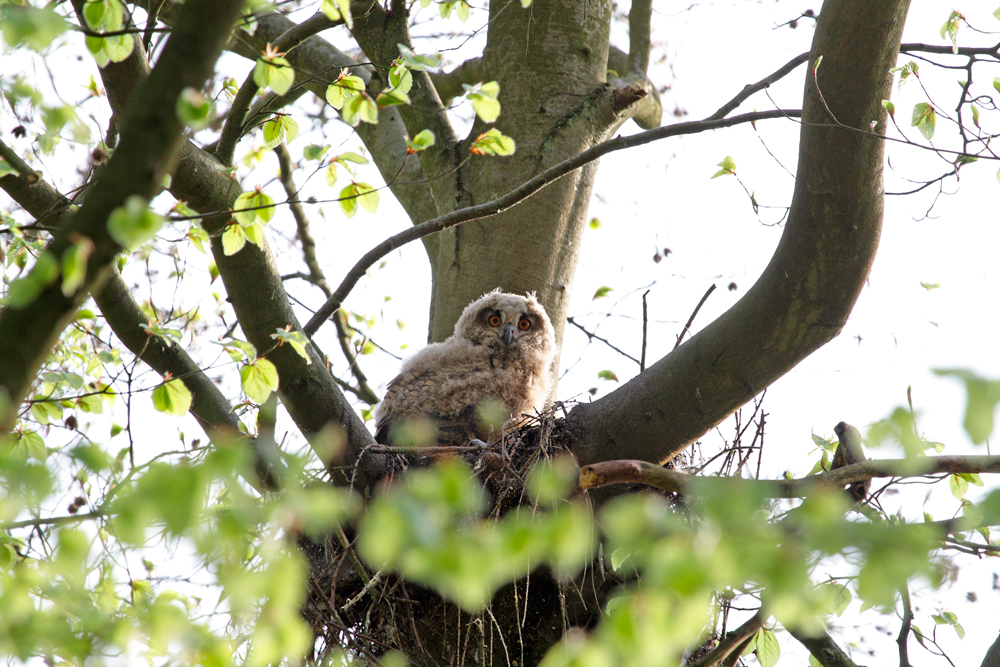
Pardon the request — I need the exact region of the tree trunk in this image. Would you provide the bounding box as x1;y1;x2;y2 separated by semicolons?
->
567;0;911;468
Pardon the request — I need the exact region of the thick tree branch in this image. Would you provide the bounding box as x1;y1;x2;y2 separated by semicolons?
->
303;109;799;337
690;610;766;667
82;6;383;491
0;126;279;496
982;632;1000;667
627;0;652;75
429;57;483;105
136;2;439;229
567;0;912;467
0;143;73;230
215;12;336;166
0;0;245;429
578;455;1000;497
786;627;862;667
349;0;463;218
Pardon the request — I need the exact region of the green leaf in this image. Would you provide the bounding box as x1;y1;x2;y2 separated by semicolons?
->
456;1;470;22
397;44;441;71
932;369;1000;444
30;400;62;426
593;285;613;299
176;87;212;130
337;151;369;165
85;33;134;68
920;282;941;291
389;62;413;94
152;378;192;416
355;182;380;214
950;474;969;500
222;223;247;256
940;11;961;54
406;129;436;153
470;129;515;156
469;93;500;123
828;583;852;616
971;104;980;128
262;114;298;148
270;329;312;363
187;223;209;254
376;88;411;108
254;55;294;96
2;251;58;309
0;5;70;51
325;162;339;187
911;102;936;140
320;0;353;28
465;81;501;123
994;77;1000;95
244;221;265;247
597;370;619;382
341;93;379;125
325;74;365;109
232;189;275;226
754;628;781;667
241;358;279;404
82;0;124;31
881;99;895;119
60;238;93;296
339;184;358;218
589;217;602;230
711;155;736;178
303;144;329;161
106;196;164;248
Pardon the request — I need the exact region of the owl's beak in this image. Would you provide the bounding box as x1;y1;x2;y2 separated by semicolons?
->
501;323;517;346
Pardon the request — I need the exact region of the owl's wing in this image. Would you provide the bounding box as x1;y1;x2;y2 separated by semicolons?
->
374;371;489;447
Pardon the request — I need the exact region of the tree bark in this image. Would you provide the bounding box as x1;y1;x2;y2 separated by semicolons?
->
0;0;245;428
567;0;912;467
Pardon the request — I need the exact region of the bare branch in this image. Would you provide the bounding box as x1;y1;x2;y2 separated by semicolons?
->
578;455;1000;498
303;108;800;337
674;283;716;350
0;0;246;428
708;53;810;121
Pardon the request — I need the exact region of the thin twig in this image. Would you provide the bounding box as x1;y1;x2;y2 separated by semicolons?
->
566;316;641;367
675;284;716;350
898;581;914;667
640;290;650;372
302;109;801;337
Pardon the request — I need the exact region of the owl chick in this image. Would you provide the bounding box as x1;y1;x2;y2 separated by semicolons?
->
374;290;556;447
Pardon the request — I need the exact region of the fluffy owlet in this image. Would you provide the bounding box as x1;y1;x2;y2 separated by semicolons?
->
374;290;556;447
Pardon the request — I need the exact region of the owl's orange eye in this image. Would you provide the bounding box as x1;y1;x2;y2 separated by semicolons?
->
488;314;502;327
518;317;532;331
